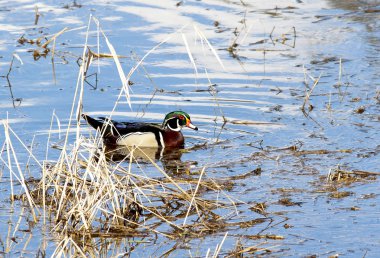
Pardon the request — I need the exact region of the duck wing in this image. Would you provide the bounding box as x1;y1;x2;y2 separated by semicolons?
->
82;114;162;136
113;120;161;132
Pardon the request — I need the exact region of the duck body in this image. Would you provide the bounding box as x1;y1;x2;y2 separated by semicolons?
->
82;111;197;149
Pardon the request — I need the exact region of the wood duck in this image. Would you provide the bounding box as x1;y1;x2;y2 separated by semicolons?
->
82;111;198;148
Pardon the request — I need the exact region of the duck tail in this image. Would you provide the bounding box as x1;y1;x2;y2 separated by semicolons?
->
82;114;113;135
82;114;101;129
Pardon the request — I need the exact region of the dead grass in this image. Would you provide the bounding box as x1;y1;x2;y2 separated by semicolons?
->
327;167;379;185
2;118;273;256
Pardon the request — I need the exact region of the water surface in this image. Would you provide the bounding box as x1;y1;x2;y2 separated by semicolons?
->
1;0;380;256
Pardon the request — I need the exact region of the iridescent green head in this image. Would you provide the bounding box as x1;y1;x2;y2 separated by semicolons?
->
162;111;198;132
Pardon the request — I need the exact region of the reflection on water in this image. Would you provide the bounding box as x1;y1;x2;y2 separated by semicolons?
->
106;145;162;161
325;0;380;46
327;0;380;10
105;145;190;175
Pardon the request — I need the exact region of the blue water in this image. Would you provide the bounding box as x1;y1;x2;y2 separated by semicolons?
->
1;0;380;257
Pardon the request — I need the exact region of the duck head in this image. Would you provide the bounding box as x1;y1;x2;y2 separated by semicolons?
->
162;111;198;132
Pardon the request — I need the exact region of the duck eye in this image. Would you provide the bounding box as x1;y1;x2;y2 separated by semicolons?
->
178;115;184;120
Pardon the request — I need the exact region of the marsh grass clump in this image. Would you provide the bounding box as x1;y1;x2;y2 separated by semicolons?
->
14;134;227;235
3;126;271;256
9;135;138;233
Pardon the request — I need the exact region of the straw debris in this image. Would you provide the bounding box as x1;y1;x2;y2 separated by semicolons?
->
3;127;270;255
327;168;379;184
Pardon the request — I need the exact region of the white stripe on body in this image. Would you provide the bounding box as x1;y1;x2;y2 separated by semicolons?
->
158;131;165;148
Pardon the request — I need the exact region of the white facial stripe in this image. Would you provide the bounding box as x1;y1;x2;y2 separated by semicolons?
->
166;117;182;132
169;124;181;132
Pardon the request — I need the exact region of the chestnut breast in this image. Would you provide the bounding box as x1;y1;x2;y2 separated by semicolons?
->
162;129;184;148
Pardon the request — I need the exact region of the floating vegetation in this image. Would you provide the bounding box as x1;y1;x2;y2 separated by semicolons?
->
328;191;353;199
17;27;70;60
277;197;303;207
327;168;379;185
354;106;366;114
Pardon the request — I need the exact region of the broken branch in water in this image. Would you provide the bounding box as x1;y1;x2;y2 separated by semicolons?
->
41;27;69;49
34;5;40;25
0;55;23;107
301;72;322;114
